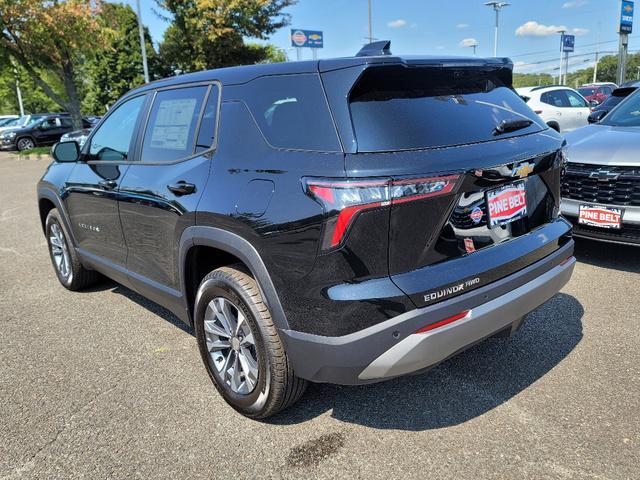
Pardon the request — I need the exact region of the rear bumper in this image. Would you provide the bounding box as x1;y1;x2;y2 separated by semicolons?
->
280;241;575;385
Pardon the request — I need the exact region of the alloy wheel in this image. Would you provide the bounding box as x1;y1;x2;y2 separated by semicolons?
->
17;138;34;151
204;297;259;395
49;223;71;281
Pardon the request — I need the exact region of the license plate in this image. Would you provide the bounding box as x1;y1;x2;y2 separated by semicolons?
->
578;204;622;229
486;182;527;228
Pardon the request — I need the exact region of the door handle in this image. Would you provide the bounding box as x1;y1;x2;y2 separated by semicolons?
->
98;180;118;190
167;181;196;196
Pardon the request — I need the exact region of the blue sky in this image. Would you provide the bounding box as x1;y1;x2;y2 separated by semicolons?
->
122;0;638;75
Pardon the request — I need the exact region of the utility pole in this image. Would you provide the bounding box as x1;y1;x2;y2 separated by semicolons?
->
367;0;373;43
485;2;510;57
593;24;600;83
135;0;150;83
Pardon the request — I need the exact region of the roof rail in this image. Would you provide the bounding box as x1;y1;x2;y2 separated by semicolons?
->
529;84;565;92
356;40;392;57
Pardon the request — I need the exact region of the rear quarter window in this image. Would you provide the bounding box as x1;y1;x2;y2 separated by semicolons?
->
242;74;340;152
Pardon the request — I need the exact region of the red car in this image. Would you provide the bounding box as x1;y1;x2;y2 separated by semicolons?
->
578;83;617;106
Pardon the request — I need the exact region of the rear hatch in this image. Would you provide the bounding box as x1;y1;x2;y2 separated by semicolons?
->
322;61;571;307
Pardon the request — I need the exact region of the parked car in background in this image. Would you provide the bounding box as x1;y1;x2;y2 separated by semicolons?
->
588;81;640;123
561;88;640;246
0;113;92;151
578;83;617;105
60;117;101;148
517;85;591;133
0;115;19;127
39;45;575;418
0;114;47;135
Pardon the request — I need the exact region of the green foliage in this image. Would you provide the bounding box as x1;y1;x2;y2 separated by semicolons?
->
513;73;555;88
157;0;295;72
83;3;163;114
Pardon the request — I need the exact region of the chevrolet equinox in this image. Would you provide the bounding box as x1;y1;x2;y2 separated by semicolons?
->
38;42;575;418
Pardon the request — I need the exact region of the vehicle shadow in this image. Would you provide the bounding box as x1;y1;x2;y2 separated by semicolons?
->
269;292;583;431
573;238;640;273
84;279;194;335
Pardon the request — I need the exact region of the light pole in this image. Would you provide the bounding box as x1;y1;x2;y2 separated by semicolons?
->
135;0;150;83
466;41;479;56
12;64;24;116
557;29;566;85
367;0;373;43
485;2;510;57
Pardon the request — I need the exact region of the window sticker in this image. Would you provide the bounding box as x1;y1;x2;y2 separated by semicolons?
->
150;98;197;151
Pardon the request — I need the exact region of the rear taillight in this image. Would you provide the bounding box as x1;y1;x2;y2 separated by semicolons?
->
304;175;460;250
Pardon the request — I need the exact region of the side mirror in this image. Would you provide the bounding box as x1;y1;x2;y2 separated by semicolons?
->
588;110;608;124
51;141;80;162
589;100;600;108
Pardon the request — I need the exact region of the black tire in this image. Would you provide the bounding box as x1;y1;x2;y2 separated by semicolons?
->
16;136;35;151
45;209;101;291
194;264;307;419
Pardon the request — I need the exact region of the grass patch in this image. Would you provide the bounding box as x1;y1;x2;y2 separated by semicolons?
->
12;147;51;157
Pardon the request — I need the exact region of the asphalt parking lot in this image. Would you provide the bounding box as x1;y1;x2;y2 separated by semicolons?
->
1;152;638;480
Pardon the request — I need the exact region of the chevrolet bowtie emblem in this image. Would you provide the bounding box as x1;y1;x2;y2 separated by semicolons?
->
589;170;620;181
512;162;534;178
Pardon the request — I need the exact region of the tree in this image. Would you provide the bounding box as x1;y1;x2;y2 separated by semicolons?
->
83;3;163;114
0;0;106;128
156;0;295;72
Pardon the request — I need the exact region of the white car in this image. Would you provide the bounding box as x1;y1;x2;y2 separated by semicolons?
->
517;86;591;133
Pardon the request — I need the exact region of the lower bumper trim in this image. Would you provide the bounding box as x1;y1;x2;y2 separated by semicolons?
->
280;241;575;385
359;257;575;380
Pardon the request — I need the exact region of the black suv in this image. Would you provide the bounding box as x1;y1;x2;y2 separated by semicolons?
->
1;113;92;151
38;42;575;418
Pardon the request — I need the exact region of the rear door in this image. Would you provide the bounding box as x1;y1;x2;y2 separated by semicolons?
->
540;90;568;130
564;89;590;130
118;83;218;306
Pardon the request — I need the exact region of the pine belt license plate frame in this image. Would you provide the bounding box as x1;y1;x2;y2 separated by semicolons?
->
485;181;528;228
578;204;623;229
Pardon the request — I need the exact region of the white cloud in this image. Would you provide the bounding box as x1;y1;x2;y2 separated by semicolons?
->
456;23;469;29
516;21;567;37
572;27;589;36
387;19;407;28
459;38;478;48
562;0;588;8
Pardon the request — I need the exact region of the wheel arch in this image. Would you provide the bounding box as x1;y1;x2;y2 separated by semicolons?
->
180;226;289;331
37;187;77;246
546;121;560;132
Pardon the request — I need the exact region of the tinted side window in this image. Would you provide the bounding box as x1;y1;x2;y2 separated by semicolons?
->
566;90;587;108
195;85;219;153
61;117;73;128
141;86;207;163
243;74;340;151
541;91;566;107
88;95;145;161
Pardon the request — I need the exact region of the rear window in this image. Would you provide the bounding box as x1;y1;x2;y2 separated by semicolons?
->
243;74;340;151
579;88;596;96
349;66;543;152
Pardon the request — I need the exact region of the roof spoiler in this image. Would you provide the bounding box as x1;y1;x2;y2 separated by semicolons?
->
356;40;392;57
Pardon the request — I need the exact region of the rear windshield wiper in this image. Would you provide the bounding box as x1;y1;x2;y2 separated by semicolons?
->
493;118;533;135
